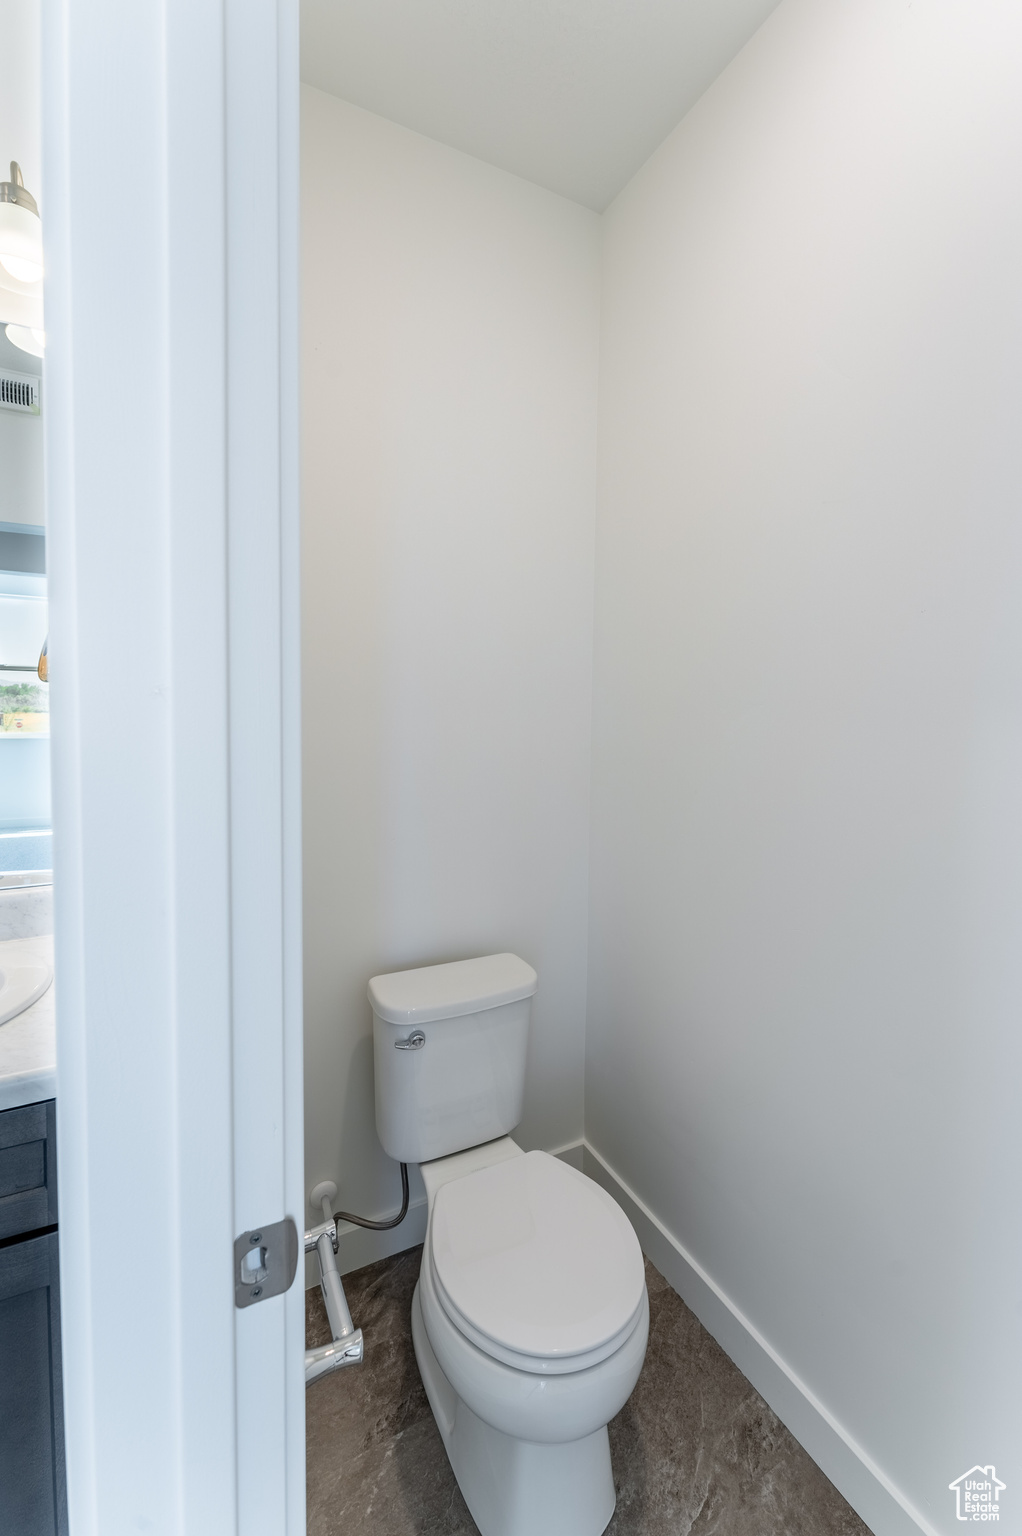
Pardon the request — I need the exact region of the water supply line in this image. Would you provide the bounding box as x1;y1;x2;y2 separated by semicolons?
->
303;1165;409;1386
335;1161;409;1231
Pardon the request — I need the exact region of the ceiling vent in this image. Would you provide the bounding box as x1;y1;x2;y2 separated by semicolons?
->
0;369;41;414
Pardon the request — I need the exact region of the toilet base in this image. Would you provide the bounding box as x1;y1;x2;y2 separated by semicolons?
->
411;1283;616;1536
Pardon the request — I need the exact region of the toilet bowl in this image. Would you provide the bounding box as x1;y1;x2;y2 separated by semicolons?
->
369;955;649;1536
413;1139;648;1536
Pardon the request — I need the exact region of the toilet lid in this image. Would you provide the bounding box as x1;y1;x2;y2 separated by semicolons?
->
429;1151;646;1370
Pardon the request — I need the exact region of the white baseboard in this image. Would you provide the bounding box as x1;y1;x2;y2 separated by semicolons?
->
582;1141;938;1536
306;1136;586;1287
548;1136;585;1171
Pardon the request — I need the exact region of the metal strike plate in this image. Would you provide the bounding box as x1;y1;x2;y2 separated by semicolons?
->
234;1217;299;1308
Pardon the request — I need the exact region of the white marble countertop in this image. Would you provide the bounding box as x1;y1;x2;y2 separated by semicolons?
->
0;933;55;1111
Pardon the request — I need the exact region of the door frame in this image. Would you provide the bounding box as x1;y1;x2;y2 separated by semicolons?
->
42;3;304;1530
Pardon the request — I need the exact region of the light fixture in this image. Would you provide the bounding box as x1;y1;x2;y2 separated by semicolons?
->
0;163;43;287
5;323;45;358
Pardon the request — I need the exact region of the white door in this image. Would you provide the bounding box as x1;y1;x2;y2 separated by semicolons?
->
42;3;304;1531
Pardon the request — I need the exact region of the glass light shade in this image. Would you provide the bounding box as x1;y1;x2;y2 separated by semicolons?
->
0;254;41;284
0;281;43;329
0;257;42;303
5;323;45;358
0;202;43;287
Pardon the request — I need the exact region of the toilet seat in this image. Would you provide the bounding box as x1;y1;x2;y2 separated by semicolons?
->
429;1151;646;1376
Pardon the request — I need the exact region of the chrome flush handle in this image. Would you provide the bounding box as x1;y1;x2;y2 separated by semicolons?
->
395;1030;426;1050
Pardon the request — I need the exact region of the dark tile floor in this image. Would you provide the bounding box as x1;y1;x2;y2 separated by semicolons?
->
306;1246;874;1536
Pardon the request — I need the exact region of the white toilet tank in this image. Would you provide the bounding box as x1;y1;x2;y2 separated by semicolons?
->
369;953;537;1164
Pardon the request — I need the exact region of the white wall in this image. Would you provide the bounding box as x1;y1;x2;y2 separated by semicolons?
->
588;2;1022;1533
0;339;44;528
0;0;41;198
301;88;600;1249
0;0;44;529
0;412;45;528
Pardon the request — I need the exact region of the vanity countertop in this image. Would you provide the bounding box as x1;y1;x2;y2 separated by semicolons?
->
0;933;55;1111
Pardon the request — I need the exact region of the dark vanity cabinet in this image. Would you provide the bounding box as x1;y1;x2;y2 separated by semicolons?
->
0;1099;67;1536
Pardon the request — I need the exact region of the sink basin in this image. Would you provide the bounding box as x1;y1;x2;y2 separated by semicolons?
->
0;954;53;1025
0;870;52;890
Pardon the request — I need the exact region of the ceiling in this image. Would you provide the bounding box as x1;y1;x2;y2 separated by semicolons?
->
300;0;782;211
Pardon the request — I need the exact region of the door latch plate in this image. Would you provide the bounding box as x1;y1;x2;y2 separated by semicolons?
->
234;1217;299;1308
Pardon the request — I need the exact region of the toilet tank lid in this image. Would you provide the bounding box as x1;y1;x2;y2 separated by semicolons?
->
368;952;537;1025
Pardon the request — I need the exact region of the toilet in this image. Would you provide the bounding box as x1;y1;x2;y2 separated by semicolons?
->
369;953;648;1536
